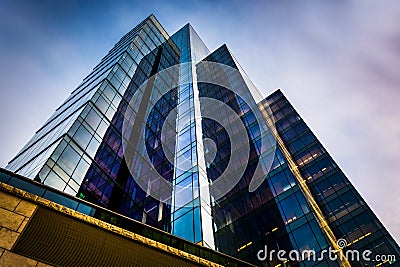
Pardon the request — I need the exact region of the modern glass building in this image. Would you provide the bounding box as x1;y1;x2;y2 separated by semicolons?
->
5;14;399;266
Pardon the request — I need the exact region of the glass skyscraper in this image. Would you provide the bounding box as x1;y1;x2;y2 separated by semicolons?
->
5;14;399;266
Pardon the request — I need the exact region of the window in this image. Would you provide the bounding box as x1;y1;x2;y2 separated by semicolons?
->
278;191;309;223
57;145;81;176
74;125;92;149
173;210;194;242
290;223;321;253
269;170;293;196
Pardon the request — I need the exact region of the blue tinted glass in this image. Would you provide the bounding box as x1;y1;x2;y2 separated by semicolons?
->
44;171;66;191
74;125;92;149
291;223;321;252
296;191;310;214
269;170;292;196
77;203;96;216
0;172;11;183
57;145;81;176
194;207;202;243
8;177;46;197
43;190;79;210
279;193;306;222
173;210;194;242
175;177;193;207
309;220;328;249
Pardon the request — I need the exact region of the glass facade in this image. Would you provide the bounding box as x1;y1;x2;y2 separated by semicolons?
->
256;91;400;266
5;14;399;267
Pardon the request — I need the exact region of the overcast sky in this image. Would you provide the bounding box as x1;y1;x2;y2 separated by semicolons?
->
0;0;399;243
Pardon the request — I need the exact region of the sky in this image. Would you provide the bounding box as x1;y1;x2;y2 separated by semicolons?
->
0;0;399;243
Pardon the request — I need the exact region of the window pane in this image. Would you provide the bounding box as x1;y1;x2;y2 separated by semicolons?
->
57;145;81;176
291;223;321;253
173;210;194;242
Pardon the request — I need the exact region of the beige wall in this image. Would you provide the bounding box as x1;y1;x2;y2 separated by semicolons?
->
0;189;52;266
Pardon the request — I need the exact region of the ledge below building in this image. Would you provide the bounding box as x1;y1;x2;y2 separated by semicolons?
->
0;168;255;267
